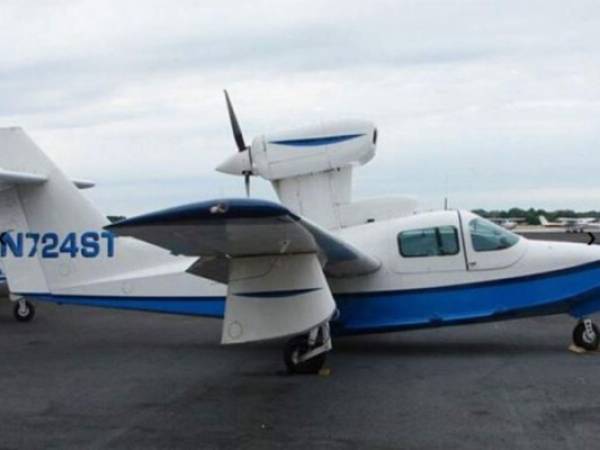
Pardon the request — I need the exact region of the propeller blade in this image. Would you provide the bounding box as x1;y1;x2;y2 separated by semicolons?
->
244;172;250;198
224;90;246;152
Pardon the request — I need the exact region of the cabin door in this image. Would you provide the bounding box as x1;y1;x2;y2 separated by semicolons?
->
459;210;527;271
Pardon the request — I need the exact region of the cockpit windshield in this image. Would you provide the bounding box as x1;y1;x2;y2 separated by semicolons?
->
469;217;520;252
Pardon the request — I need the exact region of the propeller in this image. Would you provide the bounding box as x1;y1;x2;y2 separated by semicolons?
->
224;90;253;197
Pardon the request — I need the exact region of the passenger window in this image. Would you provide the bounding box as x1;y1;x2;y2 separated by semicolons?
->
469;218;519;252
398;226;459;257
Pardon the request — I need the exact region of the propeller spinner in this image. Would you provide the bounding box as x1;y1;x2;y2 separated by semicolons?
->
221;90;253;197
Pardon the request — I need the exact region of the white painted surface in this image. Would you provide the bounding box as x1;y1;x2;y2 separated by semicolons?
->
222;254;335;344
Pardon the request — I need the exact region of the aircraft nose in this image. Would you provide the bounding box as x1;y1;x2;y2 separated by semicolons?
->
565;240;600;267
524;238;600;273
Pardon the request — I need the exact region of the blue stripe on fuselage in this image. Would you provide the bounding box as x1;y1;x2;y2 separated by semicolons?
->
16;260;600;334
21;293;225;318
334;260;600;335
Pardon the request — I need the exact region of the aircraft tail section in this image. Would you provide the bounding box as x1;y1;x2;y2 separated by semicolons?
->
0;127;173;295
539;215;549;226
0;184;49;294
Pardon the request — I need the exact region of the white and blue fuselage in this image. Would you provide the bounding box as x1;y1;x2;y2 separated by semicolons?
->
17;208;600;337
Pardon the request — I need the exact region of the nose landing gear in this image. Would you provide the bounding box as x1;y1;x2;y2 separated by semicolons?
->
572;318;599;351
283;322;331;374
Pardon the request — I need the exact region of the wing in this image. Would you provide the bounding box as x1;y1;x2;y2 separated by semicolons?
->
105;199;380;344
105;198;380;280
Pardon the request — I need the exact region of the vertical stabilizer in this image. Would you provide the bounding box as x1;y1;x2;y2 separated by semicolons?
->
0;127;174;294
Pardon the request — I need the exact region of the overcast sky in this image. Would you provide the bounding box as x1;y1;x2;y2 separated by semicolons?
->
1;0;600;215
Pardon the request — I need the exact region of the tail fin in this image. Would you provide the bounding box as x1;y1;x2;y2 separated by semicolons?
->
538;215;549;226
0;127;171;295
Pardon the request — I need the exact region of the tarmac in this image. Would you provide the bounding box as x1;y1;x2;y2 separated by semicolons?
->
1;231;600;449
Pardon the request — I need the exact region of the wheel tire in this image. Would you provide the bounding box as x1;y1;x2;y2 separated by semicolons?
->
573;322;599;351
13;300;35;323
283;335;327;374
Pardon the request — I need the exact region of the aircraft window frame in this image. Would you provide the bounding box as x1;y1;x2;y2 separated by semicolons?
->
469;218;520;252
398;226;460;258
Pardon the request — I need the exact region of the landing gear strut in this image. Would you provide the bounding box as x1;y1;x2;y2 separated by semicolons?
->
13;299;35;322
284;322;332;374
573;318;599;351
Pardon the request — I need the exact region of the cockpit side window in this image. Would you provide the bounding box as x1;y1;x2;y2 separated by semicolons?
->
469;218;519;252
398;226;459;258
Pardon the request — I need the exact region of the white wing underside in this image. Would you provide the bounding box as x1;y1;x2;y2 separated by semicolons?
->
106;198;380;343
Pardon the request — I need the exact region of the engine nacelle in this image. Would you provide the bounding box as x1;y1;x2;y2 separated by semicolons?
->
216;117;393;229
217;119;377;180
253;119;376;180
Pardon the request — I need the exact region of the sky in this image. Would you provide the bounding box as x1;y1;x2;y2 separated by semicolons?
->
1;0;600;215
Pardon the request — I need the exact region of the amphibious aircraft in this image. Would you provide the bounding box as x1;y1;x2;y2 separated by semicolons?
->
2;93;600;373
539;215;600;233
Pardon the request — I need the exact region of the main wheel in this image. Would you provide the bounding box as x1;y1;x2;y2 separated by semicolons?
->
573;321;599;351
13;300;35;322
283;335;327;374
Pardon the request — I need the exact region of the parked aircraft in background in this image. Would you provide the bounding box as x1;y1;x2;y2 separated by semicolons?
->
539;215;600;233
2;94;600;373
489;218;519;230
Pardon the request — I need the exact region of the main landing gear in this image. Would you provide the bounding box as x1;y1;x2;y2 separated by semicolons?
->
13;299;35;322
283;322;332;374
572;318;599;351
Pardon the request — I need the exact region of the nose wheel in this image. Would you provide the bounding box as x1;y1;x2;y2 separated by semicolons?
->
573;319;599;351
13;299;35;322
283;322;331;374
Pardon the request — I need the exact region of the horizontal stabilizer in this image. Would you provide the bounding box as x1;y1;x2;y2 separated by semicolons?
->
0;168;47;184
0;169;94;190
106;198;381;279
71;178;95;189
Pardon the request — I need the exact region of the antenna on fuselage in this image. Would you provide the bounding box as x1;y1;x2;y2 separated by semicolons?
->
443;173;449;210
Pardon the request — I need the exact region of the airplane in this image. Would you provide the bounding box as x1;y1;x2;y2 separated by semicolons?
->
489;218;519;230
2;94;600;374
539;215;600;233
